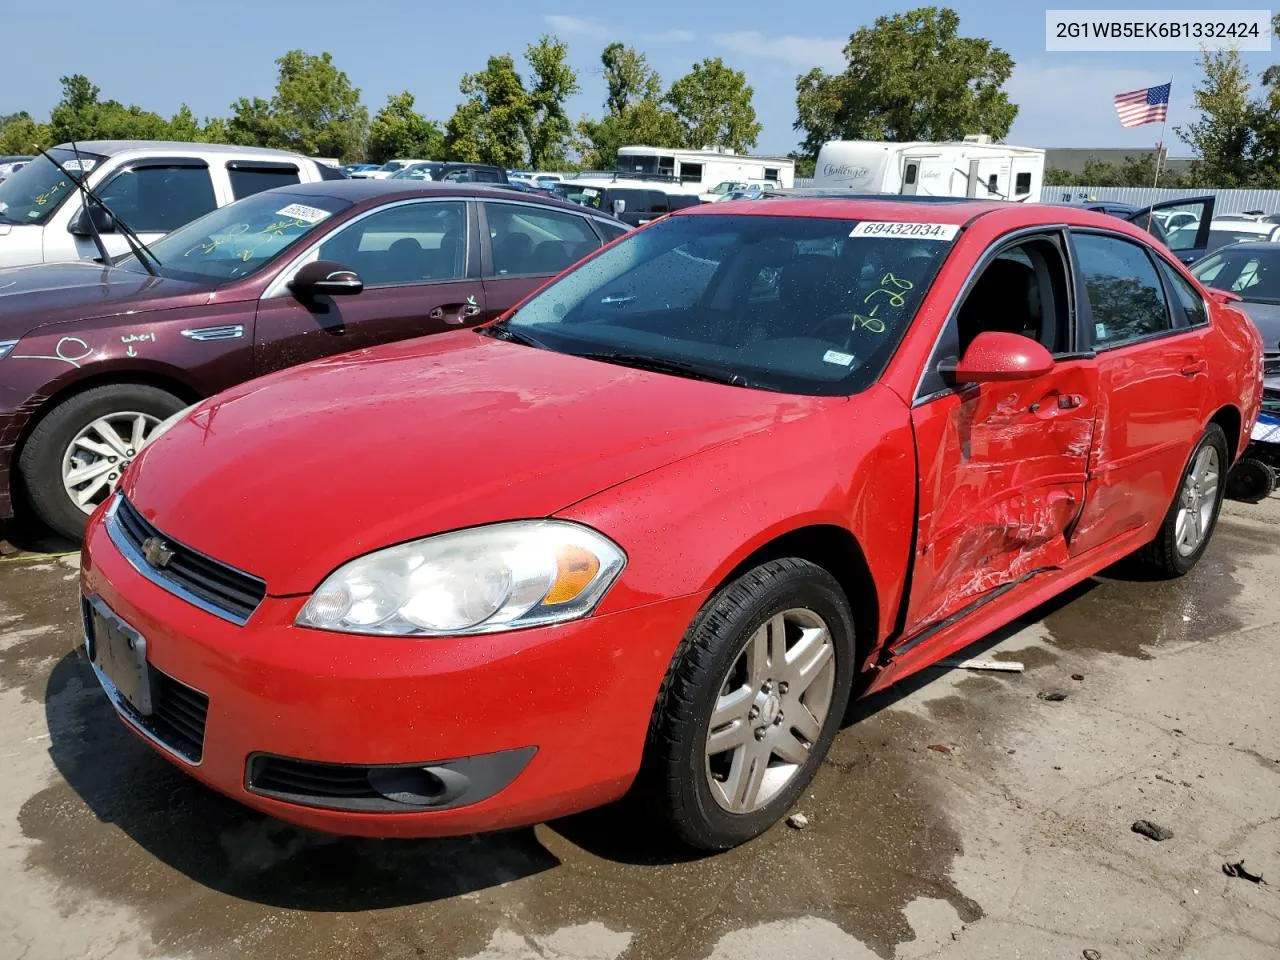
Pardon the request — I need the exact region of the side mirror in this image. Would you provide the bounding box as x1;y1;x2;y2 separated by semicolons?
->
949;331;1055;383
611;199;626;216
1206;286;1242;305
288;260;364;297
68;205;115;236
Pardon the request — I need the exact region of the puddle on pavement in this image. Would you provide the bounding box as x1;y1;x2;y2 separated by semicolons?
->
16;643;980;960
0;557;82;702
1034;516;1258;659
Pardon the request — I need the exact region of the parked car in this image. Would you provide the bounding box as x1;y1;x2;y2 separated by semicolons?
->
1166;219;1280;260
1065;197;1217;264
357;159;427;180
390;162;509;185
341;163;378;178
0;155;32;183
0;141;344;269
0;180;628;539
79;196;1260;850
1192;242;1280;376
554;182;702;226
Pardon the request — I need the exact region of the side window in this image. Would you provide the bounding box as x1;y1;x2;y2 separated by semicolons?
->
764;167;780;182
96;164;215;232
1158;260;1209;327
647;192;669;214
594;221;628;243
316;201;466;286
955;238;1070;358
985;173;999;196
487;203;600;277
228;163;300;200
1015;172;1032;196
1073;233;1171;347
679;162;703;184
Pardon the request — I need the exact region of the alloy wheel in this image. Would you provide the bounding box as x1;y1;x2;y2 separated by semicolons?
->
1175;444;1220;556
60;411;160;515
704;608;837;814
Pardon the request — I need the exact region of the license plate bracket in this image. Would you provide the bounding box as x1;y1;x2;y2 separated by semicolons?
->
88;601;153;716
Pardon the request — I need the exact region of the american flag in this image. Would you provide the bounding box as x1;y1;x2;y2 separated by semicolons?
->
1114;83;1170;128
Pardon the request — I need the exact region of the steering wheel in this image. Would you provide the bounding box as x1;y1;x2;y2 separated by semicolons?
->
810;313;859;346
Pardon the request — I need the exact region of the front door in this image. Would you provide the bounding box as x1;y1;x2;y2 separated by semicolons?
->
899;234;1097;645
1065;230;1210;556
1125;196;1214;265
254;198;485;375
901;161;920;195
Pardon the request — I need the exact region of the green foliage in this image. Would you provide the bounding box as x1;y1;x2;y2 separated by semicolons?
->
665;58;760;152
261;51;369;160
602;43;662;118
1175;48;1254;188
522;35;580;169
366;92;443;164
577;44;680;168
0;114;51;154
793;7;1017;157
445;54;532;166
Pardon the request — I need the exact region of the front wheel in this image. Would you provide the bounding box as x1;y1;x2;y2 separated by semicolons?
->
1133;423;1229;578
640;558;856;850
18;384;186;541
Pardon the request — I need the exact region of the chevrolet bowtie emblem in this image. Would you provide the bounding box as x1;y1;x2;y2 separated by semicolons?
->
141;536;175;569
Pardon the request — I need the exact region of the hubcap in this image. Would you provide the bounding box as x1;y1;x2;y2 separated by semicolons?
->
704;608;837;814
61;411;161;515
1174;444;1220;557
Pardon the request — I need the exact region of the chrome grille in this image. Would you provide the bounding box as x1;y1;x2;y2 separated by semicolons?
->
107;496;266;624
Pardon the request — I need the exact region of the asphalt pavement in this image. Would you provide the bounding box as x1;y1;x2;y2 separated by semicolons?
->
1;498;1278;960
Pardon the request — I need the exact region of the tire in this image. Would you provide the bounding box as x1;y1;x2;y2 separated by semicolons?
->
1132;423;1229;578
1225;457;1277;504
18;384;186;542
639;558;856;851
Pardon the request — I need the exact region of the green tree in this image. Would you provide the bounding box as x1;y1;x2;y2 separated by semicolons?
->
522;35;580;169
266;50;368;159
601;42;661;117
445;54;532;166
1175;46;1254;187
227;96;280;147
1249;14;1280;185
665;57;760;151
0;115;52;154
793;7;1017;157
366;91;444;164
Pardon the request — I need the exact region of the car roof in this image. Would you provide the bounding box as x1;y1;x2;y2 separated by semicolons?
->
261;178;625;221
688;194;1012;224
55;140;314;162
1209;219;1279;233
1203;241;1280;253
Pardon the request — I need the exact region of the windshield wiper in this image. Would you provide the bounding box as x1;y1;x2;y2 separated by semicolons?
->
479;321;547;348
40;144;162;276
569;349;754;387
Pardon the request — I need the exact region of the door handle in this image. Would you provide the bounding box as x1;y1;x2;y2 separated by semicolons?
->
1180;359;1208;377
1058;394;1084;409
458;302;480;318
430;302;482;325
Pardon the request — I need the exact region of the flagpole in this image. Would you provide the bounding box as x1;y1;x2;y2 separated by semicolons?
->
1152;74;1173;189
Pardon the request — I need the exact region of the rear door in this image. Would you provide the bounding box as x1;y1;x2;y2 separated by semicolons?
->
1125;196;1214;264
899;232;1096;650
477;199;606;322
254;197;485;375
1065;230;1210;556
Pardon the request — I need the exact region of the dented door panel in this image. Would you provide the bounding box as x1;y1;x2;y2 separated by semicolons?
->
901;358;1097;640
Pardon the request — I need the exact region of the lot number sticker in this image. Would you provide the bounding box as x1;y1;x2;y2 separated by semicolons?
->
850;221;959;241
275;203;331;224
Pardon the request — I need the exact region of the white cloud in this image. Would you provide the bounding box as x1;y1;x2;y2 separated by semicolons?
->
1006;61;1192;149
645;29;696;43
543;15;609;39
711;31;846;72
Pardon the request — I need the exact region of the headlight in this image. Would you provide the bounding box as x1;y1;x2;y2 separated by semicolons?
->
0;340;17;361
296;521;626;637
143;403;198;448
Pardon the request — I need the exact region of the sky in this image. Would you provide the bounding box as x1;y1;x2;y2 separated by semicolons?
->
3;2;1276;158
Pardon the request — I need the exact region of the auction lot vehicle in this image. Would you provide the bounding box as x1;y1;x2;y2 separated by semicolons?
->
0;141;343;268
815;135;1045;203
81;197;1261;850
0;181;627;539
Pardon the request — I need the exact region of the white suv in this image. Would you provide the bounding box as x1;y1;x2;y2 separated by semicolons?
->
0;140;342;268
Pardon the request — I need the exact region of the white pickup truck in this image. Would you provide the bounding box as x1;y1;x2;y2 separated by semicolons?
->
0;140;342;268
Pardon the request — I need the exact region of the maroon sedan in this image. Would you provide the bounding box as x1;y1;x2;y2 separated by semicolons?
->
0;181;628;539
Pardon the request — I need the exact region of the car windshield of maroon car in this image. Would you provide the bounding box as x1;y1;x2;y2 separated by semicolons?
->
116;190;353;283
498;214;953;396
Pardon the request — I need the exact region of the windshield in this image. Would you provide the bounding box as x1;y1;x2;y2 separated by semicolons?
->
392;162;442;181
709;182;745;195
494;213;953;396
117;190;352;283
0;149;106;225
1193;247;1280;304
380;161;411;173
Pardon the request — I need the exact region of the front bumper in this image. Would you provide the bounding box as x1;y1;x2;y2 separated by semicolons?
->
81;507;704;837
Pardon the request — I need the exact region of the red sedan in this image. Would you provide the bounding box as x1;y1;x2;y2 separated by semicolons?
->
80;197;1263;850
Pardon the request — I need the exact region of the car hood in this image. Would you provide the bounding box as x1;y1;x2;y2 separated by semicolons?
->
123;331;836;595
0;261;209;339
1238;300;1280;353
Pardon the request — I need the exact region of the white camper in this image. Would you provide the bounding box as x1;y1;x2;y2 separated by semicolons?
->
616;146;795;191
813;136;1045;202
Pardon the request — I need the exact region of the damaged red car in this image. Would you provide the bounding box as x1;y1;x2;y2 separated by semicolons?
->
80;197;1263;850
